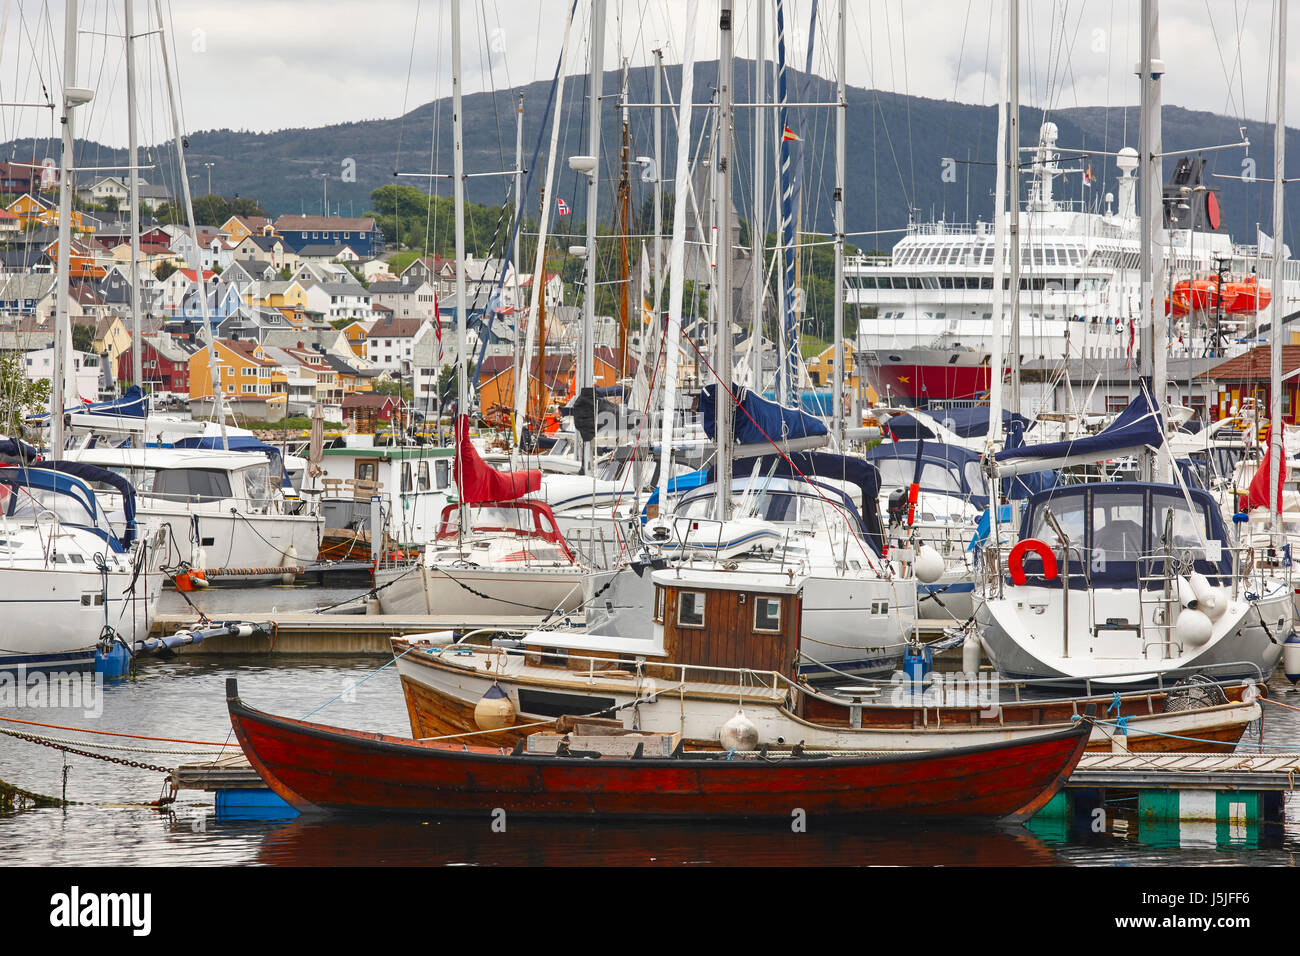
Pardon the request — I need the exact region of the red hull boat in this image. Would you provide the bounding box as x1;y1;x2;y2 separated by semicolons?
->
227;680;1093;823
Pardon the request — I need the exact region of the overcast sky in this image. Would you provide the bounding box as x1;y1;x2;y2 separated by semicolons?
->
0;1;1292;148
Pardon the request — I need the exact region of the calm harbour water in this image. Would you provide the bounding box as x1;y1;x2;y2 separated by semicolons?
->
2;586;1300;866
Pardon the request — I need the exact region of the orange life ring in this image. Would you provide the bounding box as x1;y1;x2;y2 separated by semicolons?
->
1008;538;1059;586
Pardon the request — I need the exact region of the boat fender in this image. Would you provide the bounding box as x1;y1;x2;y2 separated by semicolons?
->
1283;633;1300;685
1175;608;1214;648
1007;538;1058;586
914;545;945;585
961;633;982;675
718;709;759;751
1189;572;1228;622
279;545;299;585
473;683;516;731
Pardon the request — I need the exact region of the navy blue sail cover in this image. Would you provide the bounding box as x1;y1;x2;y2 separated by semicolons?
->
995;380;1165;468
865;439;1058;507
886;406;1030;441
85;385;149;418
719;452;884;554
0;462;133;552
1013;481;1231;589
700;384;828;445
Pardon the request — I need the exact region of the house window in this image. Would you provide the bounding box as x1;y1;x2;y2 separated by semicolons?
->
677;590;705;628
754;597;783;633
1105;395;1129;415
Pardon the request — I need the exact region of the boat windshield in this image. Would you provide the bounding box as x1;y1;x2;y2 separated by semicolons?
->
677;487;859;537
873;458;977;497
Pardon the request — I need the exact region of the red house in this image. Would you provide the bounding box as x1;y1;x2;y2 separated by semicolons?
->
117;332;197;393
342;392;405;432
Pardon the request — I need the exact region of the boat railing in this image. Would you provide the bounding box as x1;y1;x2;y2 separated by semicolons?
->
478;639;1263;717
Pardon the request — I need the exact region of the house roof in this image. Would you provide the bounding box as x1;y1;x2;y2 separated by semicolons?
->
275;214;376;233
217;337;278;367
1203;345;1300;382
342;392;402;410
368;315;425;338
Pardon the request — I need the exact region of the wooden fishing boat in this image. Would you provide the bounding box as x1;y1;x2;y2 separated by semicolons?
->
227;678;1092;822
391;562;1263;755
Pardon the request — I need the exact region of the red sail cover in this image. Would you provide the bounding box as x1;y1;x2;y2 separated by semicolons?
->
454;414;541;504
1246;433;1286;511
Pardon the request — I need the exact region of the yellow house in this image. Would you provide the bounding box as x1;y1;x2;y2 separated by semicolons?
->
806;340;864;393
219;215;273;245
339;320;370;359
188;337;288;402
6;193;53;227
75;315;132;365
252;279;309;310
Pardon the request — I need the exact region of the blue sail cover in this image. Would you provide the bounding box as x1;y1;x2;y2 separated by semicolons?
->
0;463;131;552
722;452;884;554
886;407;1031;441
700;384;828;445
85;385;148;418
995;380;1164;472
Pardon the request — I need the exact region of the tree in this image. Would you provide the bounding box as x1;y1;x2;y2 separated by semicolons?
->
71;323;96;354
0;352;51;438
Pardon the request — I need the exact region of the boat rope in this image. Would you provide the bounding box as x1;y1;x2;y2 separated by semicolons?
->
0;726;216;757
0;714;233;746
300;645;416;719
426;563;580;617
1079;716;1298;752
0;727;178;774
309;562;420;614
1257;694;1300;713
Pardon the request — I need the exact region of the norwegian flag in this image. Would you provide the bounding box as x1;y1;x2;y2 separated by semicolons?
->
433;313;443;361
556;197;570;215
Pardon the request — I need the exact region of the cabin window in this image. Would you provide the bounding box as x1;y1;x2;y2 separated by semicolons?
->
754;597;782;633
355;461;378;482
1092;492;1146;559
417;461;431;492
435;460;450;489
401;463;413;493
677;591;705;628
653;587;664;622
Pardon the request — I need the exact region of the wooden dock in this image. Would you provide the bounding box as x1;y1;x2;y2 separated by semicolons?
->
150;611;585;654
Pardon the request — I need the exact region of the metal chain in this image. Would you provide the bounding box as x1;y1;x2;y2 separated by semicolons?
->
2;729;174;774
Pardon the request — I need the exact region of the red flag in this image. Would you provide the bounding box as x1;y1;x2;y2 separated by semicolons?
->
556;198;570;215
1245;431;1286;512
782;126;801;142
453;414;541;504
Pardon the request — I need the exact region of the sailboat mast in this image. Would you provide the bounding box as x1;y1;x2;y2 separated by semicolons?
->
618;65;631;381
152;0;225;448
831;0;846;442
581;0;605;473
513;91;524;416
451;0;468;422
750;0;765;389
1137;0;1166;481
715;0;735;521
1007;0;1021;419
1269;0;1287;541
652;46;664;327
52;0;82;458
125;0;143;395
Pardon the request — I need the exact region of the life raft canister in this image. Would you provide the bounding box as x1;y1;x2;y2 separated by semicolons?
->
1008;538;1059;586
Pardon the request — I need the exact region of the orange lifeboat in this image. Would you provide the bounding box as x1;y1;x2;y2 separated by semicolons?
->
1166;274;1270;315
1223;275;1270;314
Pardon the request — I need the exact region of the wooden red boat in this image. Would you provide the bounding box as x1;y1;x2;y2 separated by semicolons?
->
227;679;1094;822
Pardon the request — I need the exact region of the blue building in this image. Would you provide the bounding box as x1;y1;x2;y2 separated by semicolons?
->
272;215;382;257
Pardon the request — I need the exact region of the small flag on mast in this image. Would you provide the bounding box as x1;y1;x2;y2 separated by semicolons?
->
556;198;570;215
781;126;800;142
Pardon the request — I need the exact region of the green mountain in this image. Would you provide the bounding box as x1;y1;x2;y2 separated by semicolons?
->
4;60;1292;247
